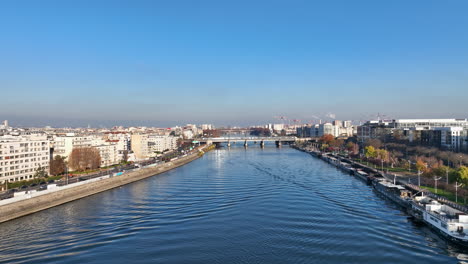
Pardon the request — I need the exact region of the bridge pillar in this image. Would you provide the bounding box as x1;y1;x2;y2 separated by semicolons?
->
227;141;231;147
275;141;282;148
244;140;248;148
260;140;265;148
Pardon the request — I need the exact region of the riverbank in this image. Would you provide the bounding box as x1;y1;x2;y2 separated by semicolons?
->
0;145;212;224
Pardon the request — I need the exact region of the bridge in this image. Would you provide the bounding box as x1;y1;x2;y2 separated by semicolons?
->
196;137;313;147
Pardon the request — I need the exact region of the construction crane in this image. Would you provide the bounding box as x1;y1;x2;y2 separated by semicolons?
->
292;119;301;126
273;116;288;124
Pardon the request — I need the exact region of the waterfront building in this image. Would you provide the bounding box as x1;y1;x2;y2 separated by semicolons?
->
0;135;50;183
0;120;9;129
201;124;214;130
104;132;132;160
296;125;312;138
343;120;352;128
395;119;468;129
357;119;468;152
94;142;119;167
147;135;178;155
182;130;194;139
52;134;95;159
318;123;336;137
131;134;150;160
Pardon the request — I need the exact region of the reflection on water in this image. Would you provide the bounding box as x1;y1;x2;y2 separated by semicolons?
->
0;146;466;264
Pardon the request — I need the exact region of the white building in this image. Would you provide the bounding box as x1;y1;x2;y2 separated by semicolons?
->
271;124;285;132
0;135;50;183
318;123;336;137
104;132;131;161
201;124;214;130
182;130;194;139
95;142;119;167
52;134;95;159
343;120;352;128
437;127;466;151
0;120;9;130
148;135;178;154
131;134;150;160
395;119;468;129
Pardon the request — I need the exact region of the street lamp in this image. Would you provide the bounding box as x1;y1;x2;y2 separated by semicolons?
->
65;165;69;185
434;176;442;194
456;181;464;203
446;166;449;185
417;169;421;187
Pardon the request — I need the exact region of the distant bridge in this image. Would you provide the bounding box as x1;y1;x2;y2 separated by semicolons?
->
196;137;314;147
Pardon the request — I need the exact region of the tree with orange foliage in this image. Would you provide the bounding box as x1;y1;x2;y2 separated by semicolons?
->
415;159;428;174
319;134;335;145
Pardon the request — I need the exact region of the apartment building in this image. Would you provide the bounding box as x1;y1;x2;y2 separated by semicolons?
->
52;134;95;159
94;142;119;167
148;135;178;154
131;134;149;160
0;135;50;183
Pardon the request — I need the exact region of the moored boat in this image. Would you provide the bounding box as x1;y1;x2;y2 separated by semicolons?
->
372;179;412;209
409;196;468;246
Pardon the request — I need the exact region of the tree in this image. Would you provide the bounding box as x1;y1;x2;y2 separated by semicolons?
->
319;134;334;145
365;146;377;159
250;128;271;137
346;142;359;156
365;139;382;149
456;166;468;184
121;150;129;163
203;129;221;137
432;165;448;177
415;159;427;173
34;165;48;178
330;139;344;150
376;149;389;162
68;147;101;171
346;142;355;152
49;155;66;176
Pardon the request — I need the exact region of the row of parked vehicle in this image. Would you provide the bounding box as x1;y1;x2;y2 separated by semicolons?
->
0;149;196;201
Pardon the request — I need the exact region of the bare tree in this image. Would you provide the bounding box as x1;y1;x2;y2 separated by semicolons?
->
49;155;66;176
122;150;129;163
68;147;101;171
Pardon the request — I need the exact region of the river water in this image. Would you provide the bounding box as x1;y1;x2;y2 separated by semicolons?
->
0;145;467;263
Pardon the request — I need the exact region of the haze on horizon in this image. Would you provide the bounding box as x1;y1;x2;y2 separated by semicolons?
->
1;0;468;128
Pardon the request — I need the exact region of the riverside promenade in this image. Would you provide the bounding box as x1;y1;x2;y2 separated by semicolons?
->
0;144;213;224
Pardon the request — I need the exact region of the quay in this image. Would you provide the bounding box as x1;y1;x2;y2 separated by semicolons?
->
0;144;213;224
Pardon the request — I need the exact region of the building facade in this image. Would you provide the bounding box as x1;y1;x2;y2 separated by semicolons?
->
0;135;50;183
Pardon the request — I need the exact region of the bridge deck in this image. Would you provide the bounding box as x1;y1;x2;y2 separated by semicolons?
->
197;137;312;143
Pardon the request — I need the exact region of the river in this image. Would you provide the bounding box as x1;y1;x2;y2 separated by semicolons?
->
0;145;466;263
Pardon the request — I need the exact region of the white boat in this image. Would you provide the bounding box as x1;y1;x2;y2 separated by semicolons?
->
410;196;468;245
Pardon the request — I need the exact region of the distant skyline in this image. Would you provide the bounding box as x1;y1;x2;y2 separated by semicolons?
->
1;0;468;127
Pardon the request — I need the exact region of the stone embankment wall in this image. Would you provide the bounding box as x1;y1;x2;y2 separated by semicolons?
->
0;151;203;224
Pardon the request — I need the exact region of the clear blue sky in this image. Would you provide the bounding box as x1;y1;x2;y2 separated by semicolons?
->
1;0;467;127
